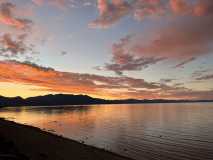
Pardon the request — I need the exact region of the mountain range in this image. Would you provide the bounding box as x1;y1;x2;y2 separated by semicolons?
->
0;94;213;107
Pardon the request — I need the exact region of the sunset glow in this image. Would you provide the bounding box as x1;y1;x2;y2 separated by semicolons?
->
0;0;213;100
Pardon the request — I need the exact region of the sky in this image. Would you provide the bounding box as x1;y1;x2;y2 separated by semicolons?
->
0;0;213;100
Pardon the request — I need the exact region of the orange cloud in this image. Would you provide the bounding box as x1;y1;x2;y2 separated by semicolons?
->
169;0;213;16
170;0;190;14
0;60;212;100
193;0;213;16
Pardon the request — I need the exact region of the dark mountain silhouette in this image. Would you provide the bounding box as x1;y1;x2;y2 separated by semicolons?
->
0;94;213;107
0;96;25;107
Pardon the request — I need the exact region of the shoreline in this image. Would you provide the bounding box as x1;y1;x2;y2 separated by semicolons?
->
2;101;213;109
0;118;133;160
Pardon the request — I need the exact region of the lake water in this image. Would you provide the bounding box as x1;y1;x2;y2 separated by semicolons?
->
0;103;213;160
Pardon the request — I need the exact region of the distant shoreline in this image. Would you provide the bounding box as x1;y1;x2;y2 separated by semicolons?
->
0;118;133;160
1;94;213;108
2;101;213;109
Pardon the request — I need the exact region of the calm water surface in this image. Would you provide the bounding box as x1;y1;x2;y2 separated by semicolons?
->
0;103;213;160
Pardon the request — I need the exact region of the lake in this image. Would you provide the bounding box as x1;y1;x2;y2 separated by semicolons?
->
0;103;213;160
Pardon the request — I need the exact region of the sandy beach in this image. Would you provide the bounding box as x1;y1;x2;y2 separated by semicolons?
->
0;118;132;160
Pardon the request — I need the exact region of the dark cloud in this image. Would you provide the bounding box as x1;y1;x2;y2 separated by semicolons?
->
196;74;213;81
61;51;68;56
0;33;34;58
105;57;165;75
19;60;55;72
160;78;176;83
192;69;211;78
173;57;196;68
93;66;102;71
104;35;165;75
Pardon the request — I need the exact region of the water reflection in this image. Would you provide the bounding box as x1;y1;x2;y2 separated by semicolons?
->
0;103;213;160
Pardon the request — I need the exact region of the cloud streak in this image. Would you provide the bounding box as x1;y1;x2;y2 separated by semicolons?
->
196;74;213;81
32;0;76;9
0;60;212;100
173;57;196;68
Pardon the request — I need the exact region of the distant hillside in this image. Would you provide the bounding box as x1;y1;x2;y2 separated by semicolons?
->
0;94;213;107
0;96;25;107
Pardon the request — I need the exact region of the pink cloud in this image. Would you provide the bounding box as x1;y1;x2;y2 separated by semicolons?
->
0;2;32;29
105;0;213;72
104;35;165;75
89;0;167;28
90;0;213;28
89;0;132;28
32;0;44;6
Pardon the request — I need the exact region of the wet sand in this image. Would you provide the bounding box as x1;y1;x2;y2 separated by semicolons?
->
0;118;133;160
